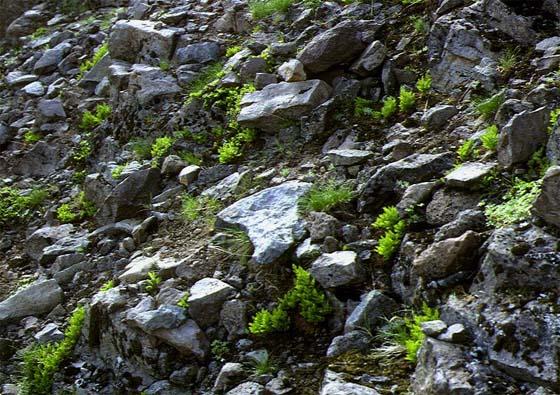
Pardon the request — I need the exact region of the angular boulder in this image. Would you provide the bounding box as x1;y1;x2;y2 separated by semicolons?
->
444;162;497;189
129;64;181;106
344;290;399;333
216;181;312;264
0;280;63;325
309;251;365;289
533;166;560;228
188;278;235;328
238;80;331;132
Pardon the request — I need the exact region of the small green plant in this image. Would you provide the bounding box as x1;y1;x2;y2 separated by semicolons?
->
354;97;374;117
56;192;96;224
474;91;504;120
145;271;162;296
226;46;243;57
497;48;518;76
248;0;294;19
150;136;174;165
159;59;170;71
376;303;439;363
549;108;560;133
111;164;126;180
247;350;277;375
177;292;190;309
480;125;499;151
299;181;354;213
100;280;115;292
178;151;202;166
398;86;416;113
181;194;223;225
411;16;428;35
373;206;406;261
80;103;111;130
483;178;541;227
130;138;152;160
60;0;88;14
213;229;253;264
30;27;48;40
377;96;398;119
72;140;93;165
19;306;86;395
188;62;226;100
23;131;41;144
527;147;550;178
0;187;48;226
457;139;478;162
211;340;230;361
416;73;432;95
78;42;108;79
248;265;331;335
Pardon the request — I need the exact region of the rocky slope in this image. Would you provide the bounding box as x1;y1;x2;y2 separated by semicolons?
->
1;0;560;394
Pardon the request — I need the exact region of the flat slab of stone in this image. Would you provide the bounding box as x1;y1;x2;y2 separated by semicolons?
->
216;181;312;264
327;149;372;166
445;162;497;189
309;251;364;289
0;280;63;325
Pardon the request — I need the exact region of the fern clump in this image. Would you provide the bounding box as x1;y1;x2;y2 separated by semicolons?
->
474;91;504;120
373;206;406;261
248;265;331;335
248;0;294;19
0;187;48;227
78;42;108;79
480;125;499;151
416;73;432;95
457;139;478;162
483;178;541;227
80;103;111;131
377;96;398;119
354;97;374;117
398;86;416;113
56;192;96;224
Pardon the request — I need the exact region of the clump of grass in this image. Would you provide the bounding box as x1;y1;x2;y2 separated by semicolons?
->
211;340;230;361
483;178;541;227
226;45;243;57
111;164;126;180
181;194;223;225
19;306;86;395
474;91;505;120
159;59;170;71
130;138;152;160
549;108;560;133
299;181;354;213
373;206;406;261
497;48;518;76
247;350;277;375
0;187;48;227
411;16;428;35
177;292;190;309
78;42;108;79
30;27;48;40
480;125;499;151
249;0;294;19
188;62;225;100
398;86;416;113
56;192;96;224
100;280;115;292
150;136;174;166
213;229;253;265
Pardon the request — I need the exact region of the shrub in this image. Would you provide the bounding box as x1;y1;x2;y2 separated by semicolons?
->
72;140;93;165
416;73;432;95
0;187;48;226
248;265;331;335
480;125;499;151
56;192;96;223
30;27;48;40
527;147;550;179
159;59;170;71
178;151;202;166
483;178;541;227
373;206;406;261
78;42;108;79
399;86;416;113
79;103;111;130
177;292;190;309
457;139;478;162
248;0;294;19
373;206;401;231
23;131;41;144
145;271;161;296
218;139;243;163
411;16;428;35
19;306;86;395
188;62;225;100
474;91;504;120
299;181;354;213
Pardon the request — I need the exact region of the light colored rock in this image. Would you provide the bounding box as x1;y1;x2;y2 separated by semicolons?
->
421;105;458;130
217;181;312;264
226;382;265;395
533;166;560;228
310;251;364;289
351;40;386;76
344;290;399;333
128;64;181;106
278;59;306;82
188;278;235;328
109;20;176;63
0;280;63;325
327;149;372;166
444;162;497;189
178;165;201;185
320;370;380;395
152;319;209;359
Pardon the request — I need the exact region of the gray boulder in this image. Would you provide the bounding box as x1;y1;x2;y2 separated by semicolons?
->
238;80;332;132
33;42;72;75
188;278;235;328
350;40;386;76
326;330;371;357
309;251;365;289
5;71;37;87
344;290;399;333
421;105;458;130
327;149;372;166
129;305;187;333
434;209;486;242
533;166;560;228
36;99;66;125
26;224;75;261
278;59;306;82
129;64;181;106
152;319;209;360
175;41;220;65
226;382;265;395
481;0;538;44
444;162;497;189
216;181;312;264
498;106;549;167
298;20;381;74
0;280;62;325
320;370;380;395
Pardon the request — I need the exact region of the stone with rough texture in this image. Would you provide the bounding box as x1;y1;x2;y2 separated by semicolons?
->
178;165;201;186
344;290;399;333
6;71;37;87
238;80;331;132
0;280;62;325
217;181;311;264
320;370;380;395
533;166;560;228
129;64;181;106
175;41;220;65
327;149;372;166
498;106;549;167
109;20;176;63
129;305;187;333
327;330;371;357
351;40;386;76
26;224;74;261
278;59;306;82
445;162;497;189
421;105;458;130
226;382;265;395
33;42;72;75
152;319;209;360
310;251;364;289
188;278;235;328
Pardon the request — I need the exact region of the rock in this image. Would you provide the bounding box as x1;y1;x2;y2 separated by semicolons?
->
22;81;44;96
421;320;448;337
413;231;482;282
327;149;372;166
533;166;560;228
34;323;64;343
5;71;37;87
188;278;235;328
129;305;187;333
161;155;186;176
438;323;468;343
238;80;332;132
308;212;340;242
344;290;399;333
98;168;161;225
226;382;265;395
0;280;63;325
482;0;538;44
216;181;312;264
298;20;381;74
5;9;48;42
201;171;251;200
412;338;474;394
360;153;454;211
396;181;439;214
26;224;74;261
296;238;322;260
174;41;220;65
350;40;386;76
309;251;364;289
40;232;89;265
326;330;371;357
444;162;497;189
129;64;181;106
239;57;267;83
497;106;549;167
254;73;278;89
36;98;66;125
434;209;486;241
425;188;482;226
109;20;177;63
320;370;380;395
11;140;66;176
278;59;306;82
220;300;248;338
152;319;209;360
33;42;72;75
214;362;245;392
178;165;201;185
421;105;458;130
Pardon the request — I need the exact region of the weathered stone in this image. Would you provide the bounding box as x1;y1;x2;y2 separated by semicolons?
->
178;165;201;185
278;59;306;82
174;41;220;65
434;209;486;242
481;0;538;44
5;71;38;87
128;64;181;106
308;212;340;243
320;370;380;395
351;40;386;76
238;80;332;132
396;181;439;214
34;323;64;343
344;290;399;333
129;305;187;333
220;300;248;338
310;251;364;289
161;155;186;176
33;42;72;75
327;330;371;357
214;362;245;393
216;181;312;264
0;280;62;325
26;224;74;261
497;106;549;167
188;278;235;328
21;81;44;96
36;99;66;125
533;166;560;228
226;382;265;395
438;323;468;343
444;162;497;189
152;319;209;360
421;105;458;130
421;320;448;337
327;149;372;166
426;188;482;226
